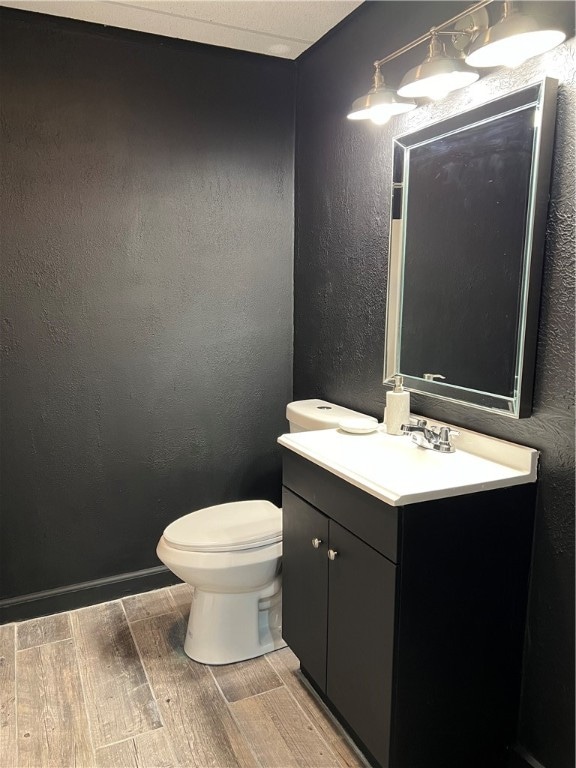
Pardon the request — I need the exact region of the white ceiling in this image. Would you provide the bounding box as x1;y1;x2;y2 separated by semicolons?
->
0;0;364;58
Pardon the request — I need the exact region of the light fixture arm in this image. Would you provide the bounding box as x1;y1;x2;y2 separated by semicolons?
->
374;0;494;68
371;61;385;90
427;32;445;59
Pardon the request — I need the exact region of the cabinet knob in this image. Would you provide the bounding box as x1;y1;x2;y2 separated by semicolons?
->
311;537;322;549
328;549;338;560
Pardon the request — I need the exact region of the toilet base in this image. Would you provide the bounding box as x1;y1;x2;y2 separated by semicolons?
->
183;577;286;665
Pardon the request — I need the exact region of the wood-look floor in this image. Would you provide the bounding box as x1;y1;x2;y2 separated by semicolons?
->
1;585;369;768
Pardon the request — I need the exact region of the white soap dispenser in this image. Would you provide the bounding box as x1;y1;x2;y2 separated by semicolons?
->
385;375;410;435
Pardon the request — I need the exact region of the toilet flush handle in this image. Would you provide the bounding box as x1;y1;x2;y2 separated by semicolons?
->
311;537;322;549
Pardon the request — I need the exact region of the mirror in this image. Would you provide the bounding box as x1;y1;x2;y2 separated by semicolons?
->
384;79;558;418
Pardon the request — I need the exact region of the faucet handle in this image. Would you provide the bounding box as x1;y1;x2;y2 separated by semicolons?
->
439;426;460;439
401;417;427;434
438;426;460;452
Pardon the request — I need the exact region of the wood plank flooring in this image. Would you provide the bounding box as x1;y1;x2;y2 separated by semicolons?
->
2;585;368;768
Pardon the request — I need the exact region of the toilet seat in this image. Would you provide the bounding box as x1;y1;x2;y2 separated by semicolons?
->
163;500;282;553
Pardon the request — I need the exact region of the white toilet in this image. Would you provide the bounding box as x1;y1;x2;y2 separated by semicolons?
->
156;398;370;665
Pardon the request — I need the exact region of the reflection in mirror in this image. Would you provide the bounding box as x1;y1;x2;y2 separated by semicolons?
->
384;79;558;417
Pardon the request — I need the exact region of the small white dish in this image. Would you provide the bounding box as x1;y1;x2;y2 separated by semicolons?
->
338;417;379;434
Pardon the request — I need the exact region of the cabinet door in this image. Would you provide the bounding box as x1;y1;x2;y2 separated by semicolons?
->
282;488;329;690
327;521;396;768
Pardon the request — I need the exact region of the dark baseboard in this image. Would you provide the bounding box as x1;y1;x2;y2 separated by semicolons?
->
0;566;181;623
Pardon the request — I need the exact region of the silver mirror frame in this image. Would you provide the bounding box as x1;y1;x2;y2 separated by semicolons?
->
384;78;558;418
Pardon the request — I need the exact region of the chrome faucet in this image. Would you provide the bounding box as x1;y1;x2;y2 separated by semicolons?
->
401;419;459;453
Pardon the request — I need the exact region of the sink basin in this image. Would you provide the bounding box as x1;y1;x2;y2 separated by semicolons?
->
278;420;538;506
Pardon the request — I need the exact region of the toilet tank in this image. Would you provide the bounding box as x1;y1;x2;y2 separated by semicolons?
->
286;399;372;433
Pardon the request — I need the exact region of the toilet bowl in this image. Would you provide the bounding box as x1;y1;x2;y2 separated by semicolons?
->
157;500;283;664
157;399;372;665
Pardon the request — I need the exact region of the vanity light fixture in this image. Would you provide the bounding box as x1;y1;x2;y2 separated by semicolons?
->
347;62;416;124
465;1;567;68
348;0;567;124
397;32;479;101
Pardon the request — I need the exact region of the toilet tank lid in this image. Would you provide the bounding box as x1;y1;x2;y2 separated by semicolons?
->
163;500;282;552
286;399;371;430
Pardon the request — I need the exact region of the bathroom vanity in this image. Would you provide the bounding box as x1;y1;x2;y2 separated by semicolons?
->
279;425;538;768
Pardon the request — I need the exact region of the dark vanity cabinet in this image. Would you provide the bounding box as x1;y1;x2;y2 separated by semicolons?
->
281;450;536;768
283;487;396;762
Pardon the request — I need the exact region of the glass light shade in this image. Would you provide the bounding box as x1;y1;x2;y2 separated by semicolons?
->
398;36;479;100
398;67;479;99
347;87;416;121
465;9;566;68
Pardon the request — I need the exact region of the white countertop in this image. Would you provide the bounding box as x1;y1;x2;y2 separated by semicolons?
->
278;421;538;507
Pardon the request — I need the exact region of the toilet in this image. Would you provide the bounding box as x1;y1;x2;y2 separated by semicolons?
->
156;398;371;665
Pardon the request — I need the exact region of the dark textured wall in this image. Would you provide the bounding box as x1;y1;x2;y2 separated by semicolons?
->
294;3;575;768
0;11;294;607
